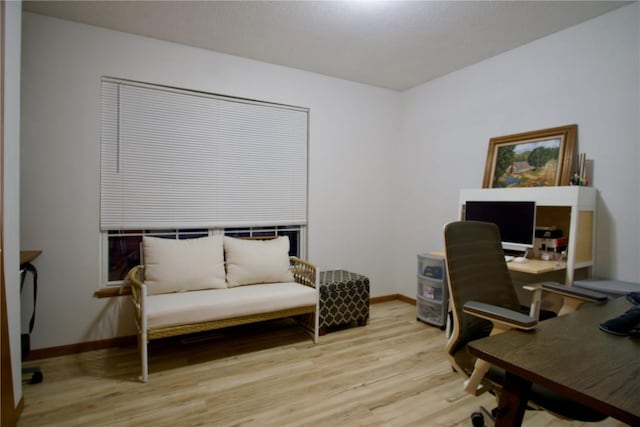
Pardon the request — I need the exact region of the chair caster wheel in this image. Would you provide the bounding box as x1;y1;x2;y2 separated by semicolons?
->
30;371;43;384
471;411;485;427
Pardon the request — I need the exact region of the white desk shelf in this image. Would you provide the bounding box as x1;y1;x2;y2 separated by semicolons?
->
459;186;596;285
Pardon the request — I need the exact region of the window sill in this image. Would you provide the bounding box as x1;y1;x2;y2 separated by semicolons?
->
94;286;131;298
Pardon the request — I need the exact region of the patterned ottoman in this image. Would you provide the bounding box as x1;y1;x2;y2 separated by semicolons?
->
319;270;370;335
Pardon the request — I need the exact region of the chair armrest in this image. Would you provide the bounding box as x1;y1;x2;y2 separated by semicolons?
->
463;301;537;331
461;301;537;395
524;281;608;318
541;282;608;303
523;281;608;319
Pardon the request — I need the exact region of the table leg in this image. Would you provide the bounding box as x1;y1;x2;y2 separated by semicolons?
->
494;371;531;427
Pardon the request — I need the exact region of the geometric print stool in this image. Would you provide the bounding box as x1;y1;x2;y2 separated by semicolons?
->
318;270;370;336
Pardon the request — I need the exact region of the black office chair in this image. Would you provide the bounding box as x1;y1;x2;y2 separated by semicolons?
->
20;263;43;384
443;221;608;426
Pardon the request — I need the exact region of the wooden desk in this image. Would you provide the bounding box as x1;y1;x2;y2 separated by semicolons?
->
504;259;565;274
430;251;564;275
468;297;640;426
20;250;42;266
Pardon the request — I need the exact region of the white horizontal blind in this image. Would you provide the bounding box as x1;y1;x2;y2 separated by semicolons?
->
100;79;308;230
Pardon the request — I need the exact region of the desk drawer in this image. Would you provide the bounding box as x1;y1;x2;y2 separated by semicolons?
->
417;296;445;328
417;275;445;302
417;254;444;279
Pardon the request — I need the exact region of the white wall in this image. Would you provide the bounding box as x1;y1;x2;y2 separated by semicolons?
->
20;13;399;349
20;4;640;350
393;3;640;297
5;0;23;405
637;4;640;273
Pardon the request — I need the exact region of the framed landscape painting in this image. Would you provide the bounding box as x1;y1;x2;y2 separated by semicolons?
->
482;124;577;188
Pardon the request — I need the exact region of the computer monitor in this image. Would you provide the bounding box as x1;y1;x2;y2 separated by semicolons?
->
463;200;536;254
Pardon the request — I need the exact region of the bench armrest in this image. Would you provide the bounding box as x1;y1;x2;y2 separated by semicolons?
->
127;265;146;303
290;257;317;289
125;265;149;382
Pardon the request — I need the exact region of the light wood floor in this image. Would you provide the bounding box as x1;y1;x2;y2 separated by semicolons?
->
18;301;625;427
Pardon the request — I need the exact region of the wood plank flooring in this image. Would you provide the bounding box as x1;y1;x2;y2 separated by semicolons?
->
18;301;625;427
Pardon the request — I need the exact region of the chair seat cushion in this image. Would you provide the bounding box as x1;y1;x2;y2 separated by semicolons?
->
146;282;317;329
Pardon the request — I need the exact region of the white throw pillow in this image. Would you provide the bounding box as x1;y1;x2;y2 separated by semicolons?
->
224;236;294;287
143;235;227;295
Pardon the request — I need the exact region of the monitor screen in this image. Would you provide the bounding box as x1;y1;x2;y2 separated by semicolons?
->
464;200;536;253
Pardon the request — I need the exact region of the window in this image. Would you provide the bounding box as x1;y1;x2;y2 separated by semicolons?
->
104;225;304;285
100;78;308;230
100;78;308;286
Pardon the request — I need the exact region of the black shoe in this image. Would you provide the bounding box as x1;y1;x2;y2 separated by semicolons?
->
626;292;640;305
630;322;640;338
599;306;640;336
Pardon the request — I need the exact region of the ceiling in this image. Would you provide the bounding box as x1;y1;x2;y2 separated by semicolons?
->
23;1;630;91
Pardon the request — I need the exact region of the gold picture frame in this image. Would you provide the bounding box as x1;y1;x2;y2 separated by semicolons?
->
483;124;577;188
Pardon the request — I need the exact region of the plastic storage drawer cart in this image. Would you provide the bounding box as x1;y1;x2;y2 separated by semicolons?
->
417;254;448;329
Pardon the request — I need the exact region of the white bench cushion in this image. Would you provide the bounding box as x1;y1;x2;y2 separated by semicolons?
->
146;282;317;329
143;235;227;295
224;236;294;287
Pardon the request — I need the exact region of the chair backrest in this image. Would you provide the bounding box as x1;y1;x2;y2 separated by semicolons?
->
443;221;521;374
